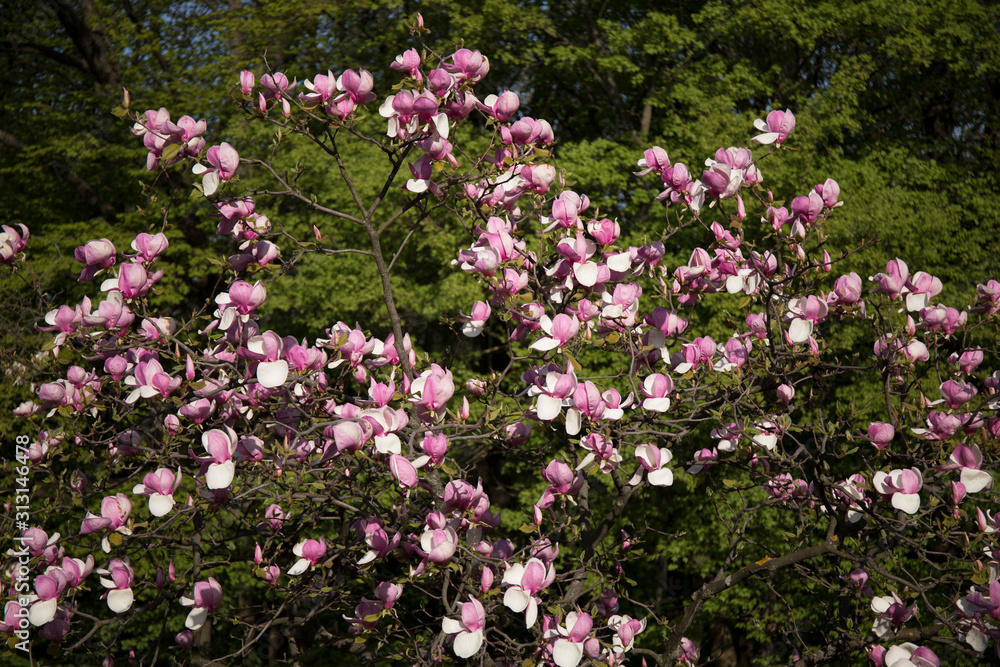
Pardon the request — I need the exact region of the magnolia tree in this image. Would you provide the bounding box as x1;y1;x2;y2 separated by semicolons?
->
3;18;1000;667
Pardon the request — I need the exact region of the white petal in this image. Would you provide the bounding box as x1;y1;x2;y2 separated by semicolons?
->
607;253;631;272
573;262;599;287
891;493;921;514
530;337;561;352
788;318;813;344
648;468;674;486
525;597;538;628
565;409;581;436
753;433;777;450
453;629;483;658
148;494;175;517
752;132;779;145
966;626;989;652
552;639;584;667
406;179;429;193
503;588;529;613
461;321;484;337
885;644;917;663
535;395;563;421
575;452;596;471
642;397;671;413
442;617;463;634
206;460;235;489
287;558;310;576
257;360;289;388
433;114;450;140
28;598;57;626
905;292;929;312
374;434;401;455
202;171;220;196
185;606;208;630
107;588;134;613
961;469;993;494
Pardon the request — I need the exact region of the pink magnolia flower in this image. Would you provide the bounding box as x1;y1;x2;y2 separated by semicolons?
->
27;570;69;626
608;614;646;653
791;190;824;224
955;348;984;373
865;422;895;450
881;644;939;667
441;596;485;658
132;467;182;516
815;178;842;208
531;313;580;352
939;379;977;409
419;526;459;565
180;577;222;630
873;468;923;514
539;460;584;505
215;280;267;331
832;272;863;305
198;426;238;489
130;232;169;262
919;304;967;335
192;142;239;196
911;411;963;440
479;90;519;121
871;592;917;637
629;444;674;487
871;259;910;300
641;373;673;412
288;538;327;576
260;72;296;100
444;48;490;83
409;364;455;422
564;381;606;435
390;48;422;81
672;336;716;373
124;355;180;404
975;279;1000;314
635;146;670;176
357;520;401;565
502;558;555;627
677;637;701;666
239;71;254;94
81;493;132;552
943;444;993;493
786;295;828;343
263;504;285;532
97;558;135;613
527;365;577;421
577;433;621;473
74;239;116;281
520;164;557;194
0;223;29;263
904;271;943;311
752;109;795;145
388;454;421;489
460;301;491;337
545;611;594;667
